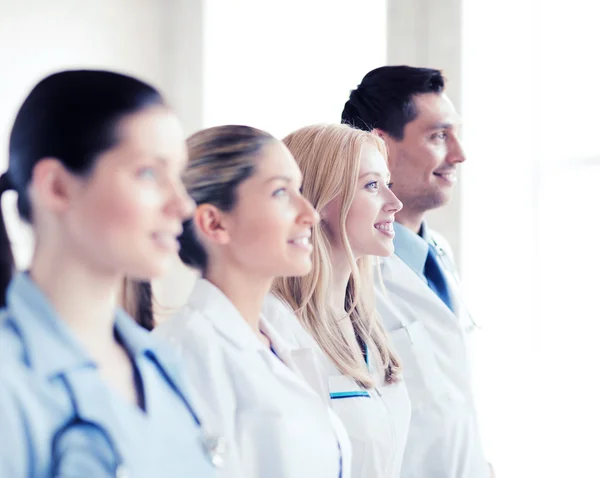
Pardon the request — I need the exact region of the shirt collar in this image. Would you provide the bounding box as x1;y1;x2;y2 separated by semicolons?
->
6;272;162;378
392;221;431;277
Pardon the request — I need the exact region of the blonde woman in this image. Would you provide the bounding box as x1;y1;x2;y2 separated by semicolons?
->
264;123;411;477
152;125;351;478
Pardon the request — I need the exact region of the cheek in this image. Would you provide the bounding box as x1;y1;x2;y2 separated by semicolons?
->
402;144;442;175
79;183;163;240
345;196;378;243
231;203;293;254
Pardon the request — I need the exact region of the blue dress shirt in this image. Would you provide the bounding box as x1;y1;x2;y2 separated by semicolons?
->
393;222;454;312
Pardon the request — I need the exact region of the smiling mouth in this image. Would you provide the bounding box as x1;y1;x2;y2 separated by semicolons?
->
374;221;394;237
288;236;313;252
433;171;457;184
152;232;180;252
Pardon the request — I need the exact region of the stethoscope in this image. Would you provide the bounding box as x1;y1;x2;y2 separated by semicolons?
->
49;373;226;477
429;236;481;333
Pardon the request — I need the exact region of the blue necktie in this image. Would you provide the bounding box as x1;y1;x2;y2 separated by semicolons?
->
424;244;454;313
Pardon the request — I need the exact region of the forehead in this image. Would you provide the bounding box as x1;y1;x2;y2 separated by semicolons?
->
411;92;461;128
254;141;302;179
359;142;389;176
115;106;187;163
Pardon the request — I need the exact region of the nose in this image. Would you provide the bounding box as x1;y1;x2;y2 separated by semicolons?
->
384;187;403;214
167;178;196;220
448;135;466;164
298;194;320;226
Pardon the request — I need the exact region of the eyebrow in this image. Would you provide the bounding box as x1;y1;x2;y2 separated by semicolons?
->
427;122;454;131
264;175;294;184
359;171;389;180
151;155;169;167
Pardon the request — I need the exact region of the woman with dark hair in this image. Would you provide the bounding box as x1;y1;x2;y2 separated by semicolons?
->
0;70;218;477
153;125;351;478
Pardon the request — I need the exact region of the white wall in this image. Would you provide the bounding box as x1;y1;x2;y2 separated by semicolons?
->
0;0;169;268
202;0;387;137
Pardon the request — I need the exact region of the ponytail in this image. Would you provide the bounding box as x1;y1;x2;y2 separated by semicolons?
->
0;172;16;307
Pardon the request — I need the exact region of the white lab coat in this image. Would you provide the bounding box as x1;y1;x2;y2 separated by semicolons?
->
153;279;351;478
376;230;490;478
263;294;412;478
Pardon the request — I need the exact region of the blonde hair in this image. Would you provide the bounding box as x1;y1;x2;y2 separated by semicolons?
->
272;124;401;388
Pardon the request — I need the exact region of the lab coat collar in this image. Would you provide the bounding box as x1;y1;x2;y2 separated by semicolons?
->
186;278;266;352
258;309;322;396
259;317;295;363
6;272;175;380
187;279;316;394
380;253;459;330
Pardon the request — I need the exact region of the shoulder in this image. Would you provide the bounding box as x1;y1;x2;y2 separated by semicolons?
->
0;308;27;365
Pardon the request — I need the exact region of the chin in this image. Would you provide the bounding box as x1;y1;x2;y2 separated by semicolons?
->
428;191;452;210
125;261;170;281
280;260;313;278
372;243;395;258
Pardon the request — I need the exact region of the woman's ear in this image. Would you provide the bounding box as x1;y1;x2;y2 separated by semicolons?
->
30;158;76;213
193;204;231;245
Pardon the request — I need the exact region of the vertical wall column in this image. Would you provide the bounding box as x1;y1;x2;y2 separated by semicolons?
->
162;0;206;135
387;0;463;265
152;0;206;322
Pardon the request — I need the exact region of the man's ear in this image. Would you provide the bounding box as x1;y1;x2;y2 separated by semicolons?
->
372;128;387;140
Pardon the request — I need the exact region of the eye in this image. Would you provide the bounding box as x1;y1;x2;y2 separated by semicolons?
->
365;180;378;190
137;167;158;180
387;182;394;189
272;187;288;197
431;131;448;141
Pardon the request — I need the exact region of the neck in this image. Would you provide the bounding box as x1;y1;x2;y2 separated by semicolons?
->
327;247;353;318
395;209;425;234
204;261;272;337
29;244;121;361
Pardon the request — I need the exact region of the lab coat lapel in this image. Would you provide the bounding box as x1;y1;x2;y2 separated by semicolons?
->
259;319;325;400
380;254;459;332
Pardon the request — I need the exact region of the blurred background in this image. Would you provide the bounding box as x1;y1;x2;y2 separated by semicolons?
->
1;1;598;476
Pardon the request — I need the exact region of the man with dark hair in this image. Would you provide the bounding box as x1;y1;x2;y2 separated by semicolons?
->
343;66;493;478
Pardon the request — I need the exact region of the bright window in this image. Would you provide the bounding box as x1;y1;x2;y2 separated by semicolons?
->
463;1;600;476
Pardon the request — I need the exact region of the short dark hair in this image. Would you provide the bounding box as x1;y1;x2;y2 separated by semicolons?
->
341;66;445;140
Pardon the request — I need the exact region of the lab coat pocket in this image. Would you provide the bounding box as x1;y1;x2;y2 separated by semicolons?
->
389;321;447;410
327;375;369;477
